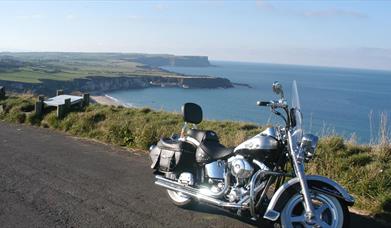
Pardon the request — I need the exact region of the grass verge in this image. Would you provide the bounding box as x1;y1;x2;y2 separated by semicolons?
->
0;94;390;220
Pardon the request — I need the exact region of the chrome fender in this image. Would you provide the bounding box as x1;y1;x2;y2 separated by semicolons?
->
263;175;355;221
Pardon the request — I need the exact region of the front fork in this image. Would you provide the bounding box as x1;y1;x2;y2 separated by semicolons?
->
287;131;316;224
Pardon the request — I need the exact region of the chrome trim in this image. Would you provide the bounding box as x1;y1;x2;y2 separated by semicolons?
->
264;210;280;222
263;175;355;221
234;132;278;152
249;169;287;219
253;159;270;171
230;158;253;179
287;131;315;222
184;136;200;147
157;171;230;198
249;169;263;217
300;134;319;160
205;161;225;179
155;175;247;208
260;127;277;138
272;81;284;99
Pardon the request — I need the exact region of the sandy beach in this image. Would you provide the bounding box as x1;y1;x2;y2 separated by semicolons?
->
91;95;122;106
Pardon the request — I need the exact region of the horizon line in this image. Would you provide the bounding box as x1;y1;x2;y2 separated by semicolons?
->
1;50;390;73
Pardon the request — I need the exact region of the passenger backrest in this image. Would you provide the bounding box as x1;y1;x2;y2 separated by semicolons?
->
182;103;203;124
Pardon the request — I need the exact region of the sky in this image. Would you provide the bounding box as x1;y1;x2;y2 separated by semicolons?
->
0;0;390;70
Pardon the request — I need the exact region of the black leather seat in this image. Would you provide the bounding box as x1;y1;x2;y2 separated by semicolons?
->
200;140;233;160
187;129;233;160
157;138;196;153
187;129;217;142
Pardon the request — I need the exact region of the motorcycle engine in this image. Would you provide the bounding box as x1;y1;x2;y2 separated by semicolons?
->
228;155;254;179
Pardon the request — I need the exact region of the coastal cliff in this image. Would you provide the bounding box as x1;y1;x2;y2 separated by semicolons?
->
0;75;233;96
0;52;233;96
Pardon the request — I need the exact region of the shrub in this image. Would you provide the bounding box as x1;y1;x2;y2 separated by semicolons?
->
26;112;42;125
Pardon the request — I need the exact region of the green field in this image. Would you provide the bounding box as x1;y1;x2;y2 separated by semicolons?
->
0;52;194;83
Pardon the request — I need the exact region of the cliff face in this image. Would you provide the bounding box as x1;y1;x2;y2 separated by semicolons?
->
0;75;233;96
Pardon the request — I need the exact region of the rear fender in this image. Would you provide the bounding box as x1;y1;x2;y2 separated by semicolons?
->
263;175;355;221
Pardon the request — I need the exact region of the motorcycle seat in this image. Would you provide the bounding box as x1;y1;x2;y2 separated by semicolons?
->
200;140;234;160
187;129;219;143
187;129;233;160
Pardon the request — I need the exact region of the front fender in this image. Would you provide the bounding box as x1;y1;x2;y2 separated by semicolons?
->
263;175;355;221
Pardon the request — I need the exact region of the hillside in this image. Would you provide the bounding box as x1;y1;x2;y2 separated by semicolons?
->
0;52;229;95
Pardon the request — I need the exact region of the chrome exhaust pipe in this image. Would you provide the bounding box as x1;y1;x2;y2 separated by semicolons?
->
155;175;248;209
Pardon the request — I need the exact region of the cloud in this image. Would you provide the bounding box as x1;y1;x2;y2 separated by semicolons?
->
66;14;76;20
255;0;275;11
127;15;142;20
16;14;45;20
153;3;167;12
301;8;368;19
254;1;367;19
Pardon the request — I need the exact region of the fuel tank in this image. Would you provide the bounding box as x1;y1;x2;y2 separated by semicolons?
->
234;127;280;167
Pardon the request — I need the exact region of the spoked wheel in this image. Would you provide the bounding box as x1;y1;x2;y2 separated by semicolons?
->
280;193;348;228
166;190;194;207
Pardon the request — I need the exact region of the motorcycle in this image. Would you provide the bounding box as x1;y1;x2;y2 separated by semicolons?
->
149;81;354;227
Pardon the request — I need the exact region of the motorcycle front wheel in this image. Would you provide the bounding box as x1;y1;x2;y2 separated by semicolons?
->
166;190;194;207
280;192;349;228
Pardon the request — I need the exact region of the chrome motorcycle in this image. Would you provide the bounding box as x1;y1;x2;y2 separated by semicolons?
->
149;81;354;227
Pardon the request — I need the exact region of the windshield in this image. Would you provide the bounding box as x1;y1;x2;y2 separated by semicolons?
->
291;80;303;145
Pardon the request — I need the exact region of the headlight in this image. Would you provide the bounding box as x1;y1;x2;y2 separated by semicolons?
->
300;134;319;161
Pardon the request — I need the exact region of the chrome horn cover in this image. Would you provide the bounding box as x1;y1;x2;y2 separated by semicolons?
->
300;134;319;161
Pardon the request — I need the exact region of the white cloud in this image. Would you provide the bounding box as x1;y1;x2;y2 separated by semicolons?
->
254;1;367;19
16;14;45;20
301;8;368;19
153;3;167;12
127;15;142;20
66;14;76;20
255;0;275;11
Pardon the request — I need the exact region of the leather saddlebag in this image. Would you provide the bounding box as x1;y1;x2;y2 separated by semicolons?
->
149;138;195;172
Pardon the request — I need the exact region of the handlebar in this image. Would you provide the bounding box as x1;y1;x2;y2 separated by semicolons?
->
256;101;271;106
257;99;291;128
257;100;287;109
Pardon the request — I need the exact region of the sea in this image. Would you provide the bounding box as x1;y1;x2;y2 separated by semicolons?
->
106;61;391;144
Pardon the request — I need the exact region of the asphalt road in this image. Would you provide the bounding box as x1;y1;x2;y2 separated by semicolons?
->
0;122;388;228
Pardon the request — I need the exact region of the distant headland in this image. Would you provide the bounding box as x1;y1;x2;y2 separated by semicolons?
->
0;52;236;95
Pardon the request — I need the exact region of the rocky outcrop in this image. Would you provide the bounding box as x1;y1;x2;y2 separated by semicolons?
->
0;75;233;96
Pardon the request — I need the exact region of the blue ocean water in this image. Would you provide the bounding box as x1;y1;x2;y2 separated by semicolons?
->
107;61;391;143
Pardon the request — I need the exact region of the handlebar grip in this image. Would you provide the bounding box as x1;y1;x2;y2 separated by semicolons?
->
257;101;271;106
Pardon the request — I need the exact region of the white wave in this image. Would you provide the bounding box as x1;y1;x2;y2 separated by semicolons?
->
104;94;120;103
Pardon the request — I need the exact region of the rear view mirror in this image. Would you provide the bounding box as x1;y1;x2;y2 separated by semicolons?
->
272;81;284;99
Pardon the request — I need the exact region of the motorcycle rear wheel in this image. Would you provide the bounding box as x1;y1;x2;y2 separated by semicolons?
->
167;190;194;207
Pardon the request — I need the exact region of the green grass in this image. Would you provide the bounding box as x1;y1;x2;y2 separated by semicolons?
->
308;137;391;215
0;70;84;83
0;53;194;83
1;94;391;219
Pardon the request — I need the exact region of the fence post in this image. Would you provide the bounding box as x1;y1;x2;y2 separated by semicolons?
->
56;89;64;96
64;98;71;111
35;95;45;117
0;86;5;99
57;105;64;119
83;93;90;107
57;98;71;119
